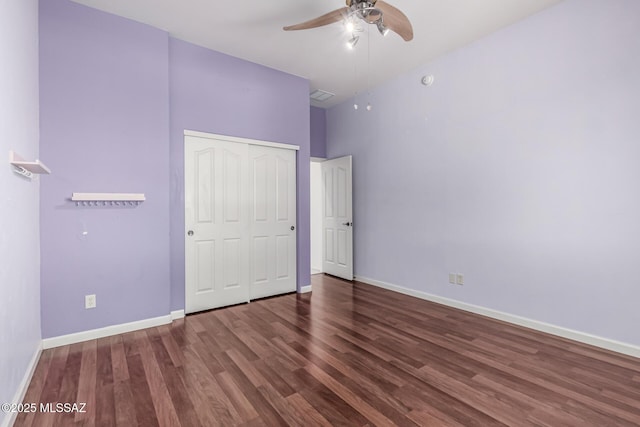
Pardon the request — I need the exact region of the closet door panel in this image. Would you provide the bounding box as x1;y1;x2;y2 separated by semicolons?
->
185;136;250;313
249;145;297;300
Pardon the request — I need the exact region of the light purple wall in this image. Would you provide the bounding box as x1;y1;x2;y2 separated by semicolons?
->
38;1;310;332
39;0;171;338
310;106;327;158
0;0;41;420
327;0;640;346
169;39;311;310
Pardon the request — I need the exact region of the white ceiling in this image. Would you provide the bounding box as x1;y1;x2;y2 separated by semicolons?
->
70;0;563;108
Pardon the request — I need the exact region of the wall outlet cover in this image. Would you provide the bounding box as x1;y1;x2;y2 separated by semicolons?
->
85;294;96;309
448;273;456;284
456;274;464;285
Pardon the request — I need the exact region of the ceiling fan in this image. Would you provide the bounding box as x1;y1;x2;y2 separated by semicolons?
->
283;0;413;42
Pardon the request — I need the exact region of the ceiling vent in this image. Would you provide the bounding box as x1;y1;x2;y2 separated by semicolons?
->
310;89;335;102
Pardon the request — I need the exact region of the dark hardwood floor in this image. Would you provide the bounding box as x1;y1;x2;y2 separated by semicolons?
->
15;274;640;426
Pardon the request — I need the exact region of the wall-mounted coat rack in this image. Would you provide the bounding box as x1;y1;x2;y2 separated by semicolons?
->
9;150;51;179
71;193;146;207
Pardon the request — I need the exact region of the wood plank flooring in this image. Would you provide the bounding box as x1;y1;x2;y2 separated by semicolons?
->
15;274;640;426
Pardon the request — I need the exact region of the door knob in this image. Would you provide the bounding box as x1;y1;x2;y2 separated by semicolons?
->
291;226;295;231
187;230;194;236
342;222;352;227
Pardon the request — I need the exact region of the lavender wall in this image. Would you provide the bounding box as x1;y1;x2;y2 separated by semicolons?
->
0;0;41;421
39;0;171;337
38;1;310;333
169;39;311;310
310;106;327;158
327;0;640;346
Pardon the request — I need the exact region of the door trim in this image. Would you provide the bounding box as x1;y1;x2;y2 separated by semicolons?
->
184;130;300;151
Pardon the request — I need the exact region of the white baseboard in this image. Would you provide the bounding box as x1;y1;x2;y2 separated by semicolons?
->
171;309;185;320
1;341;42;427
356;275;640;359
299;285;312;293
42;315;172;349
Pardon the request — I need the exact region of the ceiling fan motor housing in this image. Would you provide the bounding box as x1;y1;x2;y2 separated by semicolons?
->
351;1;383;24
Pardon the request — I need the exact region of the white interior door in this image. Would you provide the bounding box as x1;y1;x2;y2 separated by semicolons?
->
249;145;297;299
185;136;250;313
322;156;353;280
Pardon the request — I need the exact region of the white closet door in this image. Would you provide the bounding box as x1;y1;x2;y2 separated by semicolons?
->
185;136;250;313
249;145;297;299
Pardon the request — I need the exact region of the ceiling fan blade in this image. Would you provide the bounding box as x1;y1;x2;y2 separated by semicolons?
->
376;1;413;41
284;7;349;31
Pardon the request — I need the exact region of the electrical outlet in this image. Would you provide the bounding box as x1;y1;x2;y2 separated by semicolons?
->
85;294;96;309
448;273;456;284
456;274;464;286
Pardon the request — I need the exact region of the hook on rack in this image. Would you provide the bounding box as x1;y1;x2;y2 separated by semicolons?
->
74;200;144;207
13;166;34;179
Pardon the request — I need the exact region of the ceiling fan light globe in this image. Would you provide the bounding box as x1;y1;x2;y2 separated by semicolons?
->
377;21;389;36
345;20;355;33
346;35;359;49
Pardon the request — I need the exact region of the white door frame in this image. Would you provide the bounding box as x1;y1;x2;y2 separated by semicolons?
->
185;130;299;151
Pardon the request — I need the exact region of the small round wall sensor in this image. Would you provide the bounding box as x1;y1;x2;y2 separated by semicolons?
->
421;75;434;86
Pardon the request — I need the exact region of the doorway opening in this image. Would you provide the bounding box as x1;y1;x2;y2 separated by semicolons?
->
310;159;324;275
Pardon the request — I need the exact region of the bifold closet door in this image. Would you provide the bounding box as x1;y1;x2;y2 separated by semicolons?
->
185;136;250;313
185;135;297;314
249;145;297;300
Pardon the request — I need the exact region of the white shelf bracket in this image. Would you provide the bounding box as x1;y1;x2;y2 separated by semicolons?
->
9;150;51;179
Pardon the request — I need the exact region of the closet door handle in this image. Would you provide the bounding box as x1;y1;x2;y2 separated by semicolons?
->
290;226;295;231
187;230;194;236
